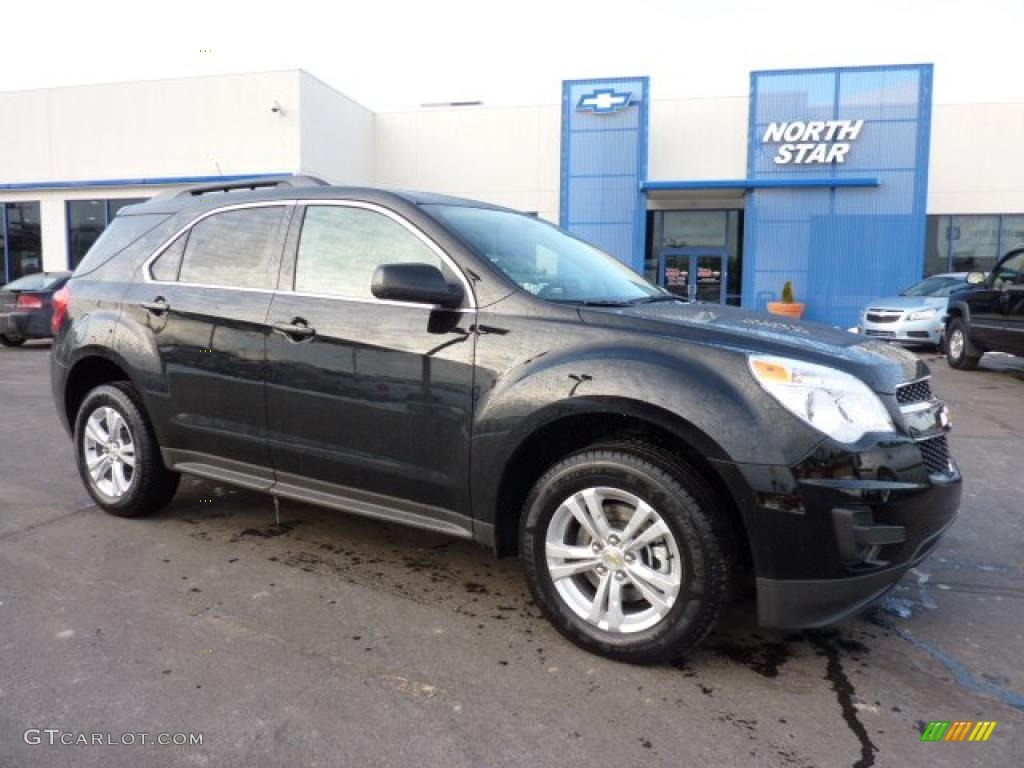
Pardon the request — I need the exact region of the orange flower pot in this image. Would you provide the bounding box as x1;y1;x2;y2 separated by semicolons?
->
766;302;806;319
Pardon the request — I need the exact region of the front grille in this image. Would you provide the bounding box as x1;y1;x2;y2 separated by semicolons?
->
865;329;895;337
866;311;902;323
919;435;952;475
896;378;933;405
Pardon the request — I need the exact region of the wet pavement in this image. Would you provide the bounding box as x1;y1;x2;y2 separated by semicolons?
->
1;342;1022;767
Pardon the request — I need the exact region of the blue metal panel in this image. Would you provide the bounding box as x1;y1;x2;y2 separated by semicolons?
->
560;77;649;271
742;64;934;328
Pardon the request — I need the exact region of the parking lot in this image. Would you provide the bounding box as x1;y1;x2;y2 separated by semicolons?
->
1;342;1022;767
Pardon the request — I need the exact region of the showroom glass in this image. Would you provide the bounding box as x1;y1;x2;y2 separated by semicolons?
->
294;206;444;300
177;207;284;290
67;198;148;268
900;276;963;297
1;202;43;283
426;205;661;303
645;210;742;306
925;214;1024;276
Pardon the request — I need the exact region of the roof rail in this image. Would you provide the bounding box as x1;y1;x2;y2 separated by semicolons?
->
174;174;329;198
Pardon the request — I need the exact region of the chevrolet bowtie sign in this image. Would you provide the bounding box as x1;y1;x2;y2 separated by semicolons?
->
576;89;633;114
761;119;866;164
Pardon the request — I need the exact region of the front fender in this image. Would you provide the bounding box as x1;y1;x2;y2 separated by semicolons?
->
469;336;823;521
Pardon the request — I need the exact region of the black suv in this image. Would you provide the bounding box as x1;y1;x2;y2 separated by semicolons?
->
946;246;1024;370
51;177;961;662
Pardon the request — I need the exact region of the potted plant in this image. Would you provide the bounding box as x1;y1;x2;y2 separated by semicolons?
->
767;281;806;319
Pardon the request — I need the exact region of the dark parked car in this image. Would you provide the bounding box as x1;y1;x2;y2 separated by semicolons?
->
50;177;961;662
0;271;72;346
946;246;1024;370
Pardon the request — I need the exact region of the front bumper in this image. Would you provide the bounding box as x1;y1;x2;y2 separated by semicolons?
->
0;310;52;339
858;314;945;345
712;429;962;628
754;470;960;626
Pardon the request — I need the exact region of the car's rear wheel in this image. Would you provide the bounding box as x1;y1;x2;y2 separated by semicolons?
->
520;444;730;663
946;318;981;370
0;334;26;347
74;383;180;517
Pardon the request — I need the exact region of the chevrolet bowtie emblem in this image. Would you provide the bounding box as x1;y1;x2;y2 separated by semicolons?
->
576;88;633;114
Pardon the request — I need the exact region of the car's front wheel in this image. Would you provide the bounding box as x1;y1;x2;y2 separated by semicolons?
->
520;444;731;663
946;317;981;370
74;383;180;517
0;334;26;347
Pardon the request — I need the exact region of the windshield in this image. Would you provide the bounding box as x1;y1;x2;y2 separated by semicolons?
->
900;276;963;297
2;272;69;292
424;205;663;304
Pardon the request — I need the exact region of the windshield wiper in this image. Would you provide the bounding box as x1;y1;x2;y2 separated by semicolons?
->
629;294;687;305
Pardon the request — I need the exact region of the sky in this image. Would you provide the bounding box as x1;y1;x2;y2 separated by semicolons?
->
1;0;1021;110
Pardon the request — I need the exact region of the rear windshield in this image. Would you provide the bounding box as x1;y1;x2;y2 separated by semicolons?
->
74;213;171;276
2;272;70;292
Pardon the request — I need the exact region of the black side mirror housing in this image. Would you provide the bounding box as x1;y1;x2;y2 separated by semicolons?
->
371;262;464;308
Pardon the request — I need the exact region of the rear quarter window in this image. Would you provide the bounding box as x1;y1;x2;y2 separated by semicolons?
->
73;214;171;277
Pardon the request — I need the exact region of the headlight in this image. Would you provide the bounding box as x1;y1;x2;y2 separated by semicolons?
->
748;355;894;443
907;307;938;321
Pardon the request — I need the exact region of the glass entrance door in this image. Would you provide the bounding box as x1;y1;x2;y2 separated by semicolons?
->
659;248;727;303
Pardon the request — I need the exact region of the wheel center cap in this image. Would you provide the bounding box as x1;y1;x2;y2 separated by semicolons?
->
601;546;626;570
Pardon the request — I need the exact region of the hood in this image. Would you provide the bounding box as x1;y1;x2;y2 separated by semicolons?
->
863;295;949;311
578;300;926;394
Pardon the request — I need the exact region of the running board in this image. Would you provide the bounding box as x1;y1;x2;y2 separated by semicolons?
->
162;449;473;540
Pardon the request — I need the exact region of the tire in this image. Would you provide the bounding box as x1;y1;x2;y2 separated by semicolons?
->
520;443;731;663
946;317;981;371
0;334;26;347
73;382;180;517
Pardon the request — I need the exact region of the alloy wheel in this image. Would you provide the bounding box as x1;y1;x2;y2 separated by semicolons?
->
82;406;137;498
948;328;964;360
544;486;683;634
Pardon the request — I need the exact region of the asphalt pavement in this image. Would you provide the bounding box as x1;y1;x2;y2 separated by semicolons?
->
1;341;1022;767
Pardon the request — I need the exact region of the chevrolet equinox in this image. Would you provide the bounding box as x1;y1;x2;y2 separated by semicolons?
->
50;176;962;662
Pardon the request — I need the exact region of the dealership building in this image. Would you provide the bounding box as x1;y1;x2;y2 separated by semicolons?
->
1;65;1022;327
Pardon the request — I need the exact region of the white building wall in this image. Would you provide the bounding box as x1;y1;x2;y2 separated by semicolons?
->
648;97;749;182
0;71;302;184
374;105;561;223
928;102;1024;214
298;72;375;184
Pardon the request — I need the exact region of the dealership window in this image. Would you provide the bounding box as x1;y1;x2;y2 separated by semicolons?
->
646;210;742;305
925;214;1024;276
67;198;148;268
1;202;43;284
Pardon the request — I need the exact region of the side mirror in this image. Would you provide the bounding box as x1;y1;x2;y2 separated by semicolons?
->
371;262;464;308
966;271;985;285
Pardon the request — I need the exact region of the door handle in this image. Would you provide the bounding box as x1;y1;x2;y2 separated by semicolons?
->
141;297;170;315
272;319;316;342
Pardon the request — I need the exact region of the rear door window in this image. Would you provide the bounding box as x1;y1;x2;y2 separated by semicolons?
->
150;235;187;282
177;206;285;290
